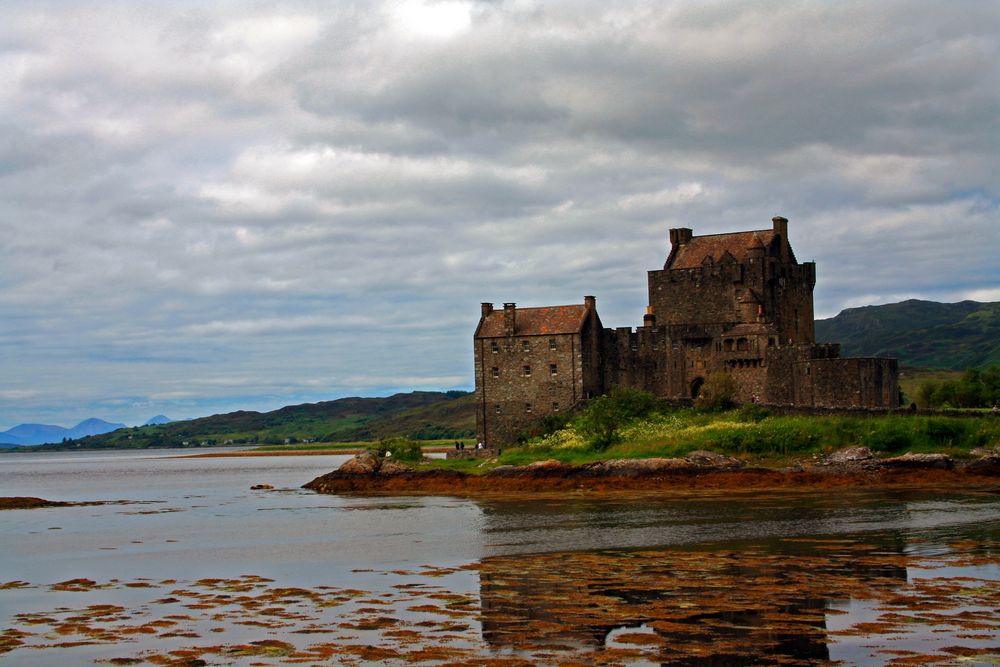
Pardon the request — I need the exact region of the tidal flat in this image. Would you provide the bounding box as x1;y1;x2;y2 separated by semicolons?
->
1;449;999;665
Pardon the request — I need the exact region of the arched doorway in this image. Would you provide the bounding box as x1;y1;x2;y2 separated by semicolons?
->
690;377;705;399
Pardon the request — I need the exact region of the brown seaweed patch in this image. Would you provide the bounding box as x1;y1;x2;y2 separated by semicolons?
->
50;578;104;592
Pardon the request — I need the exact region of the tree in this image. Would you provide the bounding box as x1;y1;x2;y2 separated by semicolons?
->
577;387;658;450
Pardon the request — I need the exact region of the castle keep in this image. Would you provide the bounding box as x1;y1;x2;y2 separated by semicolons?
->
474;216;899;447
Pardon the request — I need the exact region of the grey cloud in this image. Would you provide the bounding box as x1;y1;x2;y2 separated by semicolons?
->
0;0;997;428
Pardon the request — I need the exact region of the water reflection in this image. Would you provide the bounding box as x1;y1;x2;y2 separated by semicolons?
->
475;529;1000;665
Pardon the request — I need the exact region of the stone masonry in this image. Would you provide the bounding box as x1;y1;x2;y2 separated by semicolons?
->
474;216;899;447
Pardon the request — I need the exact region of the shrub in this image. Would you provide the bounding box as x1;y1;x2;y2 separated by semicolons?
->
694;372;738;411
923;418;968;446
864;419;915;453
516;411;573;444
577;387;659;450
379;436;423;462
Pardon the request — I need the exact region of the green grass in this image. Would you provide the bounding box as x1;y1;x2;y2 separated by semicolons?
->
429;407;1000;472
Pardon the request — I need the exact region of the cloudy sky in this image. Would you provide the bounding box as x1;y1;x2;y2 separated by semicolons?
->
1;0;998;429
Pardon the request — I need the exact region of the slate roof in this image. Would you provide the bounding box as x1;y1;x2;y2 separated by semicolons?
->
476;304;590;338
669;230;775;270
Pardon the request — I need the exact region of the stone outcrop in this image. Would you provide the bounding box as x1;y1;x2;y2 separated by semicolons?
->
337;449;384;475
825;446;876;465
882;452;954;470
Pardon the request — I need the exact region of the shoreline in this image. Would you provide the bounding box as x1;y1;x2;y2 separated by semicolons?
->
304;452;1000;497
176;446;451;458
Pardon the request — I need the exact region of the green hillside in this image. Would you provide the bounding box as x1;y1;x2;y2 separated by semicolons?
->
815;299;1000;370
13;391;476;451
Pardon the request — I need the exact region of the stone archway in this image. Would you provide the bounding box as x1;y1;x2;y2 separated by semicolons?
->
690;377;705;399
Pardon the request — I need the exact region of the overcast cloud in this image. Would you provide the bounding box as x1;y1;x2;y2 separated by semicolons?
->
1;0;998;428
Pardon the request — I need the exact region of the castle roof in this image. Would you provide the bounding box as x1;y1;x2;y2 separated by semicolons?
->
669;229;775;270
476;304;590;338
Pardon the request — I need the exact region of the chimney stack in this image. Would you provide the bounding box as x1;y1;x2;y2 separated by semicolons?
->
503;302;516;336
669;228;693;248
481;302;494;317
772;216;788;240
584;295;596;310
643;305;656;328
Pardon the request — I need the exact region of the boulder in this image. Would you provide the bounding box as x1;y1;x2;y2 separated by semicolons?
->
684;450;744;468
883;452;954;470
250;484;274;490
826;447;876;465
970;447;999;458
964;454;1000;476
527;459;566;469
590;458;686;476
337;450;382;475
378;459;413;476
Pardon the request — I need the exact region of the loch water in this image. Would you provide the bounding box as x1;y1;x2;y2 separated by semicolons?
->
1;449;999;665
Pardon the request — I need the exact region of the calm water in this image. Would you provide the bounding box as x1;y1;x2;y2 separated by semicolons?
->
1;449;999;665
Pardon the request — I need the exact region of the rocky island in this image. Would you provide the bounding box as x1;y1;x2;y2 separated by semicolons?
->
305;447;1000;496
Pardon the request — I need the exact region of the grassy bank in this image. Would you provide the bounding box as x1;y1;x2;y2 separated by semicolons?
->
507;409;997;465
421;398;1000;473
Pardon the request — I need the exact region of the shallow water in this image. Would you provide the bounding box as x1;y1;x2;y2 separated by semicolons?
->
1;449;999;665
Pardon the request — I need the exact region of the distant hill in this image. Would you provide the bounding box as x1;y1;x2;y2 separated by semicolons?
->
144;415;172;426
10;391;476;451
815;299;1000;370
0;418;128;446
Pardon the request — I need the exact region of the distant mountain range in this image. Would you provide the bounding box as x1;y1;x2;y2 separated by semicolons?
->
144;415;172;426
816;299;1000;369
8;392;475;451
0;418;128;446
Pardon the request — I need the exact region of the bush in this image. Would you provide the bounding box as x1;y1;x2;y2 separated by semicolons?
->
923;418;968;446
379;436;423;462
694;372;738;411
577;387;659;450
919;365;1000;409
864;419;915;453
516;411;573;444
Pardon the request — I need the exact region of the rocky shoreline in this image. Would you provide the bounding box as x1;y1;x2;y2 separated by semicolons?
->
303;447;1000;496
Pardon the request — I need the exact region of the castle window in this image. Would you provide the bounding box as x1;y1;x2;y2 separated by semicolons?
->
724;339;734;352
768;337;776;348
552;402;559;412
491;367;499;378
523;365;532;377
549;363;558;376
737;338;748;352
525;403;532;413
548;338;557;350
630;340;638;351
491;341;499;354
522;340;531;352
494;404;501;414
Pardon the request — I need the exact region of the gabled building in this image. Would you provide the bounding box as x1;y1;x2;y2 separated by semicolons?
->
473;299;604;447
474;216;899;447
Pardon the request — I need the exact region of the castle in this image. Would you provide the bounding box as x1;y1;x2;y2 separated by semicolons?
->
473;216;899;447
